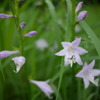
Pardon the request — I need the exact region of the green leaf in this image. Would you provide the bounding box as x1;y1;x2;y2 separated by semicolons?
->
80;21;100;56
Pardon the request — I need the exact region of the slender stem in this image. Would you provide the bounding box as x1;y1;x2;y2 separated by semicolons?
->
71;64;76;100
15;0;24;55
71;0;76;41
71;0;76;100
56;58;64;100
0;59;5;81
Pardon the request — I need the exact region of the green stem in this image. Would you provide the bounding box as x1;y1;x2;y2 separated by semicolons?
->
15;0;24;55
56;58;64;100
71;64;76;100
71;0;76;41
71;0;76;100
0;59;5;81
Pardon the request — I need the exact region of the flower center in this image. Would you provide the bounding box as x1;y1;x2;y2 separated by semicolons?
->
67;55;76;67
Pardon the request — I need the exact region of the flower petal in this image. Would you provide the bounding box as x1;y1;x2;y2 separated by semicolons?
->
75;47;88;55
61;42;71;48
83;62;88;69
30;80;54;99
83;78;90;88
55;49;67;56
72;38;81;47
75;53;83;65
12;56;26;73
88;60;95;69
91;69;100;76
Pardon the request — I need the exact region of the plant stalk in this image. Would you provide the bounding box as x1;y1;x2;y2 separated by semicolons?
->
15;0;24;55
71;0;76;100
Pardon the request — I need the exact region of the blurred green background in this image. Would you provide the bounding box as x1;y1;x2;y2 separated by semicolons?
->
0;0;100;100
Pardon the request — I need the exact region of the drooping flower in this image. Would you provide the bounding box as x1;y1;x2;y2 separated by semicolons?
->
30;80;54;99
76;60;100;88
35;39;48;51
75;2;83;13
0;50;19;59
77;11;87;22
12;56;26;73
0;14;15;18
23;31;37;37
20;22;26;28
55;38;88;67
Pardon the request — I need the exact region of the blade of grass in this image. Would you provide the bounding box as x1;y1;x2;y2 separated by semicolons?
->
65;0;72;41
45;0;62;43
80;21;100;56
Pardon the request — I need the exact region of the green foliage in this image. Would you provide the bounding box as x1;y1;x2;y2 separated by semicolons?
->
0;0;100;100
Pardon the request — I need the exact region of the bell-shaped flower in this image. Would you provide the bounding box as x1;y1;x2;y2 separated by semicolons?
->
0;50;19;59
12;56;26;73
0;14;15;18
20;22;26;28
30;80;54;99
75;2;83;13
35;39;48;51
23;31;37;37
77;11;87;22
76;60;100;88
55;38;88;67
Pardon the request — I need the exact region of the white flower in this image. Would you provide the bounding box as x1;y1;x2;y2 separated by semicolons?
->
55;38;88;67
12;56;26;73
35;39;48;51
30;80;54;99
76;60;100;88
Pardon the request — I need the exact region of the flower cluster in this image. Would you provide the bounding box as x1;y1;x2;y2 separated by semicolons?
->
55;2;100;89
0;11;53;99
75;2;87;22
55;37;100;88
0;1;99;100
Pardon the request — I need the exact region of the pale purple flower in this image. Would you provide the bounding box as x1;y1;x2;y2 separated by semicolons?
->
75;2;83;13
77;11;87;22
12;56;26;73
55;38;88;67
20;22;26;28
0;50;19;59
76;60;100;88
23;31;37;37
35;39;48;51
0;14;15;18
75;25;81;33
30;80;54;99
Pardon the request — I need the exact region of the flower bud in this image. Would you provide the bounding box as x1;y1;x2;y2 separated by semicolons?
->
23;31;37;37
0;14;15;18
77;11;87;22
75;2;83;13
0;50;20;59
20;22;26;28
